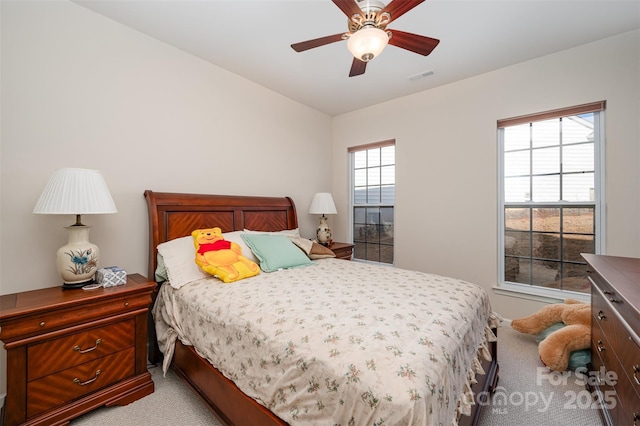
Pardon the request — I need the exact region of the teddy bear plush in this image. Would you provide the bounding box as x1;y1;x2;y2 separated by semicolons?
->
192;227;259;283
511;299;591;372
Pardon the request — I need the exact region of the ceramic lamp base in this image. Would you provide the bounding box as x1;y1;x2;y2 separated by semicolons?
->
316;215;332;246
57;225;100;286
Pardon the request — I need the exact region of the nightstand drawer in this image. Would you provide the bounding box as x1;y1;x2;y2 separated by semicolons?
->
28;319;135;381
328;242;354;260
336;248;352;259
5;292;151;340
27;347;134;417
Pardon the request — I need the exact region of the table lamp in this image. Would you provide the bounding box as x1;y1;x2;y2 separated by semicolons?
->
309;192;337;246
33;168;117;289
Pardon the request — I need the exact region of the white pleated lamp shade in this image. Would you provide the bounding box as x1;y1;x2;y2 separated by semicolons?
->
308;193;337;215
33;168;117;215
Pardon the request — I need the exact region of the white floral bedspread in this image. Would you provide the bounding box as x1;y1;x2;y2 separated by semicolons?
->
153;258;498;426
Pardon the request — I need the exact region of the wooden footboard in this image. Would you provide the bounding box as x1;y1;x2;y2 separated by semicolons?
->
459;328;499;426
172;340;284;425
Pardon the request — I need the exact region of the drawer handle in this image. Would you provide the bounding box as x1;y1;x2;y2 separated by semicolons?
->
597;311;606;321
597;340;606;352
73;369;101;386
602;290;620;303
634;365;640;385
73;339;102;354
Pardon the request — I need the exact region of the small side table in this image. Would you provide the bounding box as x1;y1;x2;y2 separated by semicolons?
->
0;274;156;426
328;242;354;260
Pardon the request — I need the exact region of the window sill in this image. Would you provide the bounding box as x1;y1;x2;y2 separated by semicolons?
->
493;282;591;304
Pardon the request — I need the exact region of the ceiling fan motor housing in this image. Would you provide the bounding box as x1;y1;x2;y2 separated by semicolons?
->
347;0;392;61
349;0;390;33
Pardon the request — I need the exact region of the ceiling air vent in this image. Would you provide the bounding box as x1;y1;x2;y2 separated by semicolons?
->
408;70;434;81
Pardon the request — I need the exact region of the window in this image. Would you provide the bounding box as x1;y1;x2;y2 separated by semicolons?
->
498;102;605;296
349;140;395;264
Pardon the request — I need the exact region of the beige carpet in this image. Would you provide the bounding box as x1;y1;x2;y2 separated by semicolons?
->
71;365;223;426
477;325;602;426
72;325;603;425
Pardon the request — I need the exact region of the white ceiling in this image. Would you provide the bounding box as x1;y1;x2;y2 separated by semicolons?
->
74;0;640;116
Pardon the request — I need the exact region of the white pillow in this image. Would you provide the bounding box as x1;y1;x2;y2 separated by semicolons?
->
157;236;207;289
222;231;259;264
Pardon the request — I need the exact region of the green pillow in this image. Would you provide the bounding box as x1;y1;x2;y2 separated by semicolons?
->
241;233;312;272
535;323;591;371
155;252;168;282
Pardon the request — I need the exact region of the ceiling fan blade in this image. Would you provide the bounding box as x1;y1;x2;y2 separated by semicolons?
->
381;0;425;24
349;58;367;77
388;29;440;56
332;0;364;19
291;33;345;52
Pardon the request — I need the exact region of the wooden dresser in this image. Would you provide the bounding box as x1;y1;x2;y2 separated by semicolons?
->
583;254;640;426
0;274;156;426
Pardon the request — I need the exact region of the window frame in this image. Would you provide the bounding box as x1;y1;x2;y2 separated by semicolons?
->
496;102;606;303
348;139;396;265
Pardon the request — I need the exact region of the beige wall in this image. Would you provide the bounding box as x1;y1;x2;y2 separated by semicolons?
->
0;0;332;397
1;0;332;294
331;29;640;320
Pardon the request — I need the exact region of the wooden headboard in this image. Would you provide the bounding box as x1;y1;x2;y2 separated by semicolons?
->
144;190;298;282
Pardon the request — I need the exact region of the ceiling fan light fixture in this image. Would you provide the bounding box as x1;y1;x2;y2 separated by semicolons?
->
347;27;389;62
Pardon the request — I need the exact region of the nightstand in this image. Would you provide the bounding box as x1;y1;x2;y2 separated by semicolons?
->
328;242;354;260
0;274;156;426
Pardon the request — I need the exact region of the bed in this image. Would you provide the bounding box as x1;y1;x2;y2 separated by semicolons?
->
144;190;500;426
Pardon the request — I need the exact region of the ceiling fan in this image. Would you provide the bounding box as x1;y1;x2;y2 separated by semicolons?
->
291;0;440;77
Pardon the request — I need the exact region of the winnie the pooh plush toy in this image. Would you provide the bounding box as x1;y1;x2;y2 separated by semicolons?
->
511;299;591;372
192;227;259;283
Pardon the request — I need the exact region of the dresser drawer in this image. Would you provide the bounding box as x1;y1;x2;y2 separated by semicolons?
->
589;273;640;328
613;335;640;419
615;329;640;401
590;333;637;426
27;319;135;381
592;280;623;349
592;321;620;389
27;347;134;417
589;346;618;425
